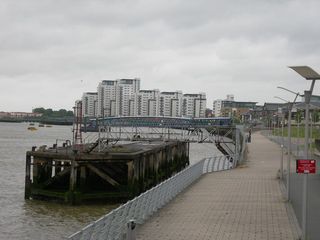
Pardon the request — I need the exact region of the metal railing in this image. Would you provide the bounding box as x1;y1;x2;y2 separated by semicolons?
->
68;154;237;240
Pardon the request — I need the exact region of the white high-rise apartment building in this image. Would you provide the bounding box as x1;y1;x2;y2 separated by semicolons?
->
135;89;160;116
83;78;209;118
182;93;206;118
97;78;140;117
116;78;140;116
82;92;98;117
213;99;222;117
97;80;117;117
226;94;234;101
159;91;182;117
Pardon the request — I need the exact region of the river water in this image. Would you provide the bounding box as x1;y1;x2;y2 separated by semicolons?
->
0;122;221;240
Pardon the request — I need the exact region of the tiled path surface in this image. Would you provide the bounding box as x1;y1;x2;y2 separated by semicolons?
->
136;132;299;240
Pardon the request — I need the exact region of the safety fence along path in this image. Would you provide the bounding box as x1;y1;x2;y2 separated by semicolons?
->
68;154;235;240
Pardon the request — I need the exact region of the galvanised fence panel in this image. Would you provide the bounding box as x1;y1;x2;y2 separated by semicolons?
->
264;130;320;240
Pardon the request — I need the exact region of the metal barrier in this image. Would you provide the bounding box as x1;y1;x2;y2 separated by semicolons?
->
68;154;237;240
263;130;320;240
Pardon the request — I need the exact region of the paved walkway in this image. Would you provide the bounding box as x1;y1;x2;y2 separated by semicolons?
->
136;132;300;240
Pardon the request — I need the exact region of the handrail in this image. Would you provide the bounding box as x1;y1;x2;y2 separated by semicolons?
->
68;154;237;240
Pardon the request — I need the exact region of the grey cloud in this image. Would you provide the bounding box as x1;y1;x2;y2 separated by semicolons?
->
1;0;320;111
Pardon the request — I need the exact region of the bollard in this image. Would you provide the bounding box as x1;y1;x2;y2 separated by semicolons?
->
126;219;136;240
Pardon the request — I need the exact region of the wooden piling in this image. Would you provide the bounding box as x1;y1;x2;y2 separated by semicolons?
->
25;140;189;205
24;154;31;199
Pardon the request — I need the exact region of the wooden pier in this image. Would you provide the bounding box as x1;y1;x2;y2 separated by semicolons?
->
25;140;189;205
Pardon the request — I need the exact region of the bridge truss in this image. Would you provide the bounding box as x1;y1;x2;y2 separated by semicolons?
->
83;126;237;158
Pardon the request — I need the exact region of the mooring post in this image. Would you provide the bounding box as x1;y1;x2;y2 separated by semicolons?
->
25;154;32;199
69;160;77;191
55;160;62;174
68;150;78;204
127;161;134;183
79;165;86;189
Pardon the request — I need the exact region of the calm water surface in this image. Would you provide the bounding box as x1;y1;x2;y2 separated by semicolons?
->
0;122;220;240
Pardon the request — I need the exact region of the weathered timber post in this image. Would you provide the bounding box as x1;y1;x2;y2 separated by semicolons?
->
127;161;134;185
45;160;53;181
67;151;78;204
55;160;62;174
25;154;32;199
79;165;86;190
32;158;39;184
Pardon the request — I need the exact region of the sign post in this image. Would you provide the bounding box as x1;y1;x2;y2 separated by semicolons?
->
296;158;316;240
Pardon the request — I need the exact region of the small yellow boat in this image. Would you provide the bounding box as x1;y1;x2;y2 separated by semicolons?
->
28;126;37;131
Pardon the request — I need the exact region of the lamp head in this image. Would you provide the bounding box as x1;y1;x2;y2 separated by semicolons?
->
288;66;320;80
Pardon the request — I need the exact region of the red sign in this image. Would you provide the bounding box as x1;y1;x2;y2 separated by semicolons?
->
296;159;316;174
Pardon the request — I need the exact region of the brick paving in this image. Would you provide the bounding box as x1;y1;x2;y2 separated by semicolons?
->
136;132;300;240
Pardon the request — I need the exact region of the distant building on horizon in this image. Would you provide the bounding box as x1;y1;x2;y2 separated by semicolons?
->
159;91;183;117
97;80;117;117
0;111;42;118
96;78;140;117
135;89;160;116
81;79;207;118
182;93;206;118
116;78;140;116
213;94;234;117
221;100;257;120
213;94;257;120
226;94;234;101
82;92;98;117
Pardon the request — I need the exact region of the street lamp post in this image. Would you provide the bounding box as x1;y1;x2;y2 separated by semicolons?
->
281;112;284;180
276;88;300;201
289;66;320;240
274;97;288;181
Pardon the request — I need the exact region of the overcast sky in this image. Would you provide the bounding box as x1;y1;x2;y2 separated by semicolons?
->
1;0;320;112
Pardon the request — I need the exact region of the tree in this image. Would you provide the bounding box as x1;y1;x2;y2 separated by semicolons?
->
32;107;73;117
205;108;213;117
313;110;319;123
295;110;303;124
33;107;46;114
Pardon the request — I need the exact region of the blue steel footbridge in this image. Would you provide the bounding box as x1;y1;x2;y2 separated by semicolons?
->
82;116;238;157
84;116;232;130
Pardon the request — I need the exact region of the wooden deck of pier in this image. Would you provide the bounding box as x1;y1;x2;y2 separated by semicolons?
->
25;140;189;204
136;132;300;240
